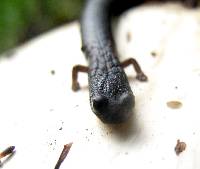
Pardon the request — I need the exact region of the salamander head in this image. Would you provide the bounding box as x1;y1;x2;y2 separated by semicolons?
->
91;92;135;123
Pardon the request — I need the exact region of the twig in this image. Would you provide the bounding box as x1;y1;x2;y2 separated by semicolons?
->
54;143;72;169
0;146;15;159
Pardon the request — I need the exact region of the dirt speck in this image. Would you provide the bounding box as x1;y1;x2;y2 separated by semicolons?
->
51;70;55;75
150;51;157;57
175;139;186;155
174;86;178;90
167;101;182;109
126;31;132;42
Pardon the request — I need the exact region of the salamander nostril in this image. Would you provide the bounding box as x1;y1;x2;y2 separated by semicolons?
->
92;96;108;111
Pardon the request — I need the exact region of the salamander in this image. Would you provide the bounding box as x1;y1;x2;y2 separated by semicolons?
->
72;0;198;124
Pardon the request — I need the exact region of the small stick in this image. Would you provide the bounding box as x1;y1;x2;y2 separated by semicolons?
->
54;143;73;169
0;146;15;159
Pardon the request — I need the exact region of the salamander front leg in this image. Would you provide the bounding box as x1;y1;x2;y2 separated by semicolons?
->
121;58;148;82
72;65;89;91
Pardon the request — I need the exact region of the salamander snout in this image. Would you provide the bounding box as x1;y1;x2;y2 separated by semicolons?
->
91;93;135;124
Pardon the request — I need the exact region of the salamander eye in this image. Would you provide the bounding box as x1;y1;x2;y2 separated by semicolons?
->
92;96;108;112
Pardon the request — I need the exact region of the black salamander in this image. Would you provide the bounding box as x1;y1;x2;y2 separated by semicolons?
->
72;0;197;123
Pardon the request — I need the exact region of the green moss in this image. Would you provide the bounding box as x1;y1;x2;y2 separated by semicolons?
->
0;0;83;54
